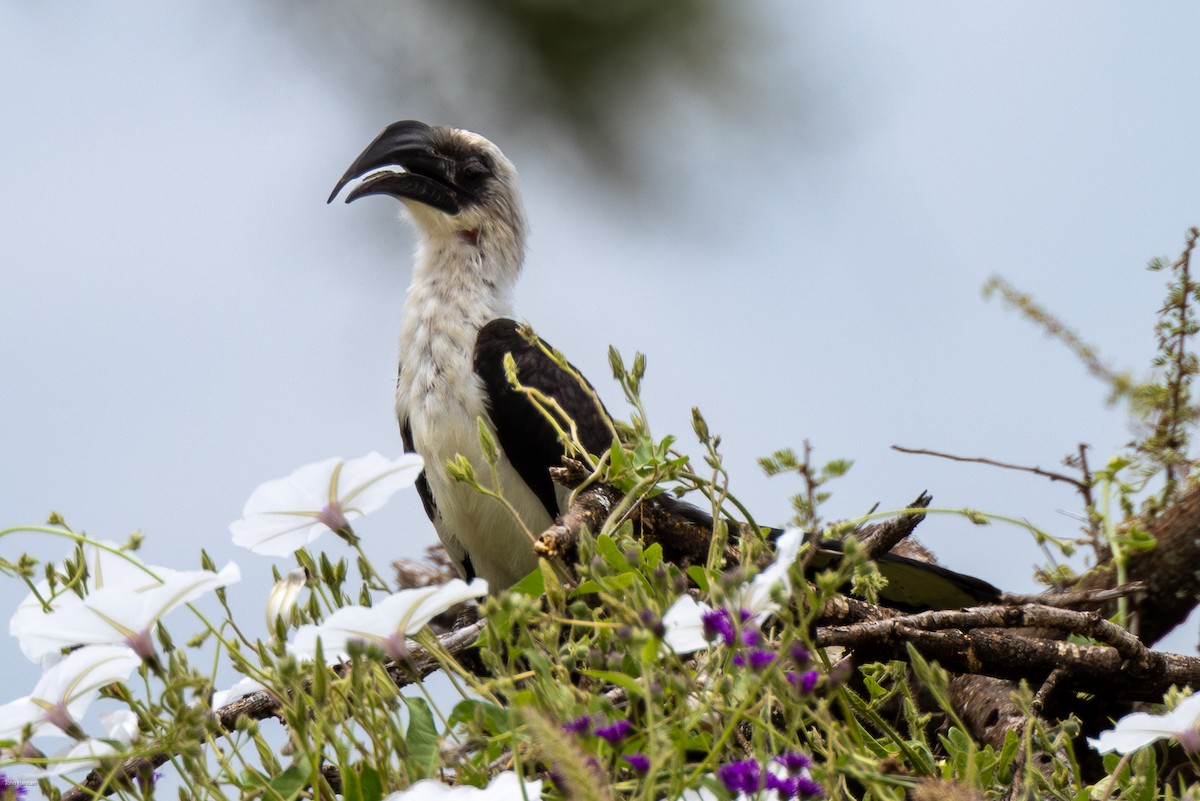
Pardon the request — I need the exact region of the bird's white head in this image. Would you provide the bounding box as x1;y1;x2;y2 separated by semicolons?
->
328;120;526;264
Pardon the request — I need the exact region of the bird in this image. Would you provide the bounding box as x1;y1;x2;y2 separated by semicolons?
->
327;120;611;591
327;119;1003;608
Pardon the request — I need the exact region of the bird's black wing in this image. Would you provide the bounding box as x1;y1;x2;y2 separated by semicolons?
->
399;417;438;524
474;318;1002;610
804;536;1003;609
473;318;615;519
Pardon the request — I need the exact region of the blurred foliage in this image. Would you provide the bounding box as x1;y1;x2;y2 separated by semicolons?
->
264;0;762;178
984;228;1200;518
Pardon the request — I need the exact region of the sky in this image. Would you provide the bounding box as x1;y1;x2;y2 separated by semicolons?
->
2;1;1199;778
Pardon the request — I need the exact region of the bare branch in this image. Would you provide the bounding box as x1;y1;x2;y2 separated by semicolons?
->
892;445;1090;494
857;491;932;560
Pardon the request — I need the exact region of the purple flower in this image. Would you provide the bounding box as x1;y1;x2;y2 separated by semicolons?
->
717;759;762;794
732;648;776;671
827;659;853;687
639;609;665;640
795;775;823;797
740;627;762;647
136;769;163;790
789;642;811;666
594;719;633;744
0;774;28;799
766;773;802;798
621;753;650;773
562;714;591;734
774;751;813;773
701;608;736;645
787;668;820;693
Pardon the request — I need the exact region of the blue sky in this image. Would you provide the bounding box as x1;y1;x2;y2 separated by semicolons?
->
2;3;1199;758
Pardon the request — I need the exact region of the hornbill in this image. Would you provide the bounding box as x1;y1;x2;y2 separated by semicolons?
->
328;120;1001;609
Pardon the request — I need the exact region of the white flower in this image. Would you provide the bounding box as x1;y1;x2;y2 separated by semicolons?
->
27;709;143;778
662;594;712;655
661;529;803;655
1089;693;1200;755
99;710;140;745
231;452;424;557
13;558;241;663
29;739;122;778
382;770;541;800
10;540;168;665
211;676;268;709
289;578;487;662
266;568;308;630
0;645;140;741
740;528;802;619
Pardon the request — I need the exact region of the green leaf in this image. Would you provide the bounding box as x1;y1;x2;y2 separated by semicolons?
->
572;572;637;596
358;763;384;801
342;764;362;801
1131;747;1158;801
509;567;546;597
641;542;663;571
341;762;383;801
686;565;710;592
821;458;854;479
267;763;312;800
541;559;565;609
403;696;440;779
997;730;1020;781
608;441;629;476
595;533;625;569
449;699;513;736
580;669;645;699
312;642;328;705
571;579;605;596
861;672;888;701
632;439;654;469
252;731;282;776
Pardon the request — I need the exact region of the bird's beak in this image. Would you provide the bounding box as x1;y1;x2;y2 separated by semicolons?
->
327;120;463;214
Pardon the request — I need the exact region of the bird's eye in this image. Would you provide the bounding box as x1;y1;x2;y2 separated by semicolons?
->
461;158;490;187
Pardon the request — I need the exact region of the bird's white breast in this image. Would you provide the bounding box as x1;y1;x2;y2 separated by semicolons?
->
396;236;549;589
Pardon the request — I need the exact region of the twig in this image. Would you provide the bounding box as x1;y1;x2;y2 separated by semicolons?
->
857;492;932;560
1031;667;1068;715
825;604;1148;659
815;603;1200;702
1063;443;1099;544
1000;583;1145;608
892;445;1090;494
536;459;730;571
60;621;487;801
